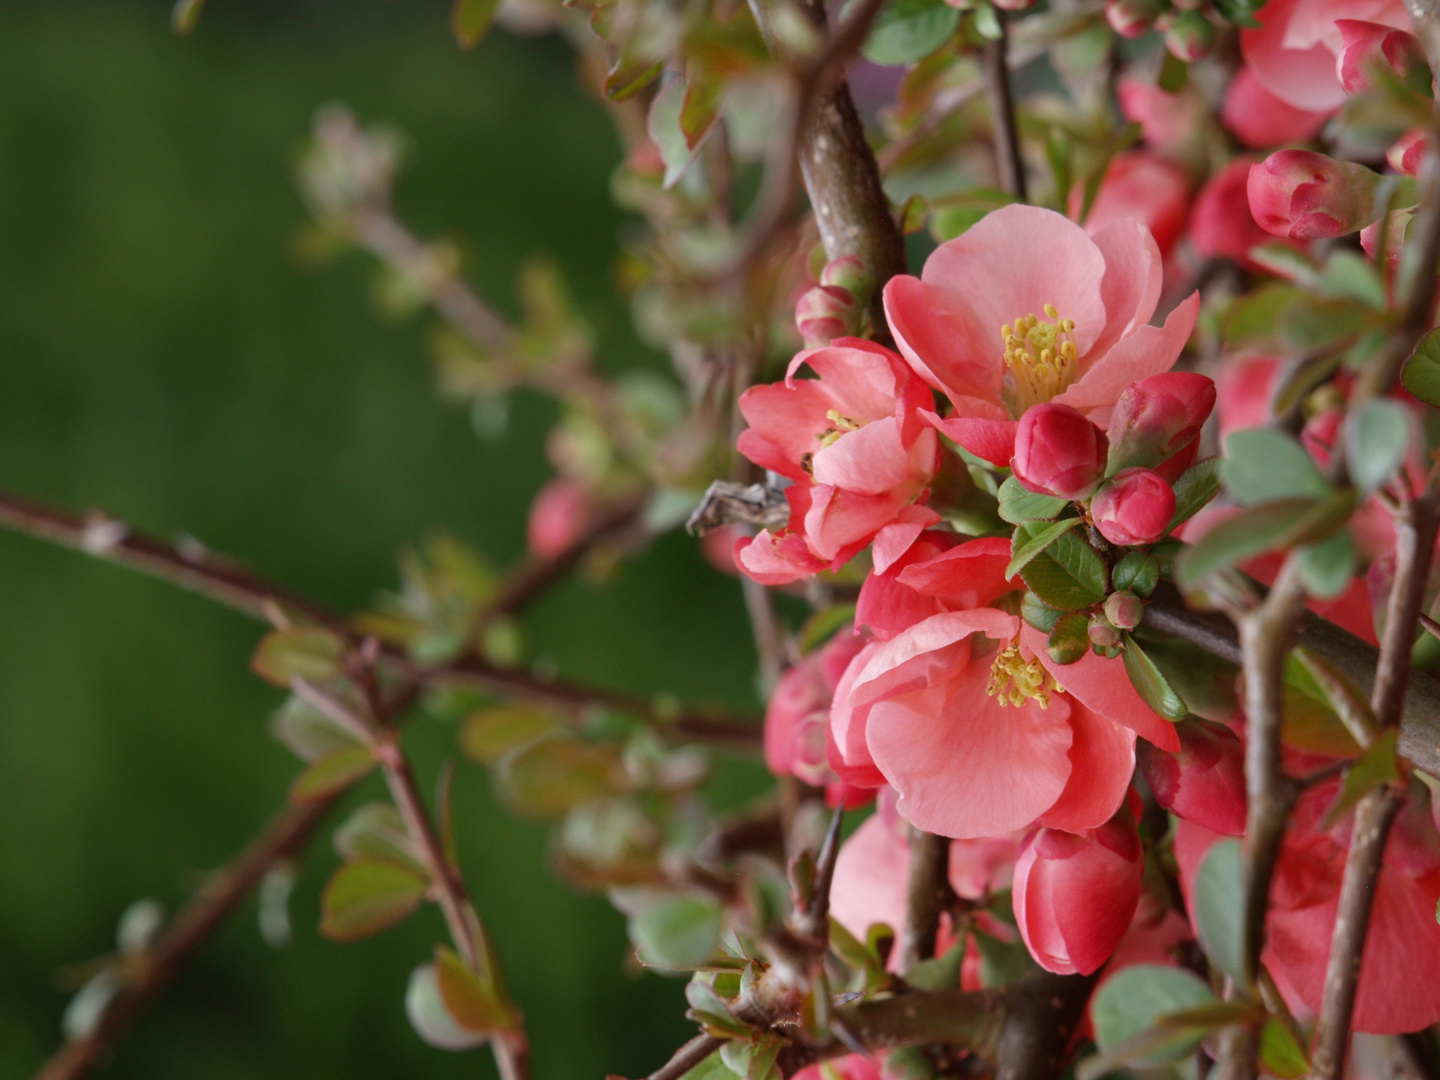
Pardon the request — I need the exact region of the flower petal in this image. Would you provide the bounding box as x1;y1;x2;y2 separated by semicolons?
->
1039;701;1137;834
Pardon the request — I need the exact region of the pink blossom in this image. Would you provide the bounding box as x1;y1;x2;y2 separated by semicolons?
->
735;339;940;584
1116;78;1208;160
1241;0;1413;113
765;630;869;801
1012;403;1109;499
1069;151;1192;258
1248;150;1383;239
793;1056;883;1080
1190;157;1296;269
1105;372;1216;475
1220;67;1331;149
1138;719;1247;836
1335;19;1430;93
882;204;1198;467
527;478;597;559
1091;468;1176;547
1012;805;1145;975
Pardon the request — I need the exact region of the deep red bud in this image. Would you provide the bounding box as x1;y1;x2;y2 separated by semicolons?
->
1012;806;1144;975
1335;20;1431;97
1012;404;1109;500
1106;372;1217;474
1137;719;1247;836
1247;151;1383;240
1091;468;1175;547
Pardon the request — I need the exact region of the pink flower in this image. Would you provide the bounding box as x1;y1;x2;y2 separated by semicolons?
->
1138;719;1247;836
527;478;597;559
1240;0;1413;112
793;1057;882;1080
830;538;1181;839
1190;157;1295;269
1105;372;1217;475
1220;67;1331;149
882;204;1199;468
1335;19;1430;94
765;630;869;797
1091;468;1176;547
735;339;941;584
1248;150;1383;239
1013;805;1145;975
1012;403;1109;499
1069;151;1192;258
854;532;1012;642
1116;78;1208;160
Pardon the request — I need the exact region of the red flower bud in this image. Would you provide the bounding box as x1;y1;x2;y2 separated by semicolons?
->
1247;150;1383;240
795;284;857;348
527;478;597;559
1389;128;1428;177
1088;613;1121;649
1106;0;1162;38
819;256;873;306
1012;807;1144;975
1165;11;1216;61
1137;719;1246;836
1106;372;1217;474
1091;468;1176;547
1335;20;1431;97
1011;404;1109;500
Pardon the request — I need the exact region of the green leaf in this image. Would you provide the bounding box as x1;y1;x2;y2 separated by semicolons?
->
997;475;1070;525
630;896;724;969
972;929;1037;987
1249;243;1321;287
1121;633;1187;721
406;961;487;1051
1168;456;1221;531
320;860;429;942
334;802;427;874
1282;655;1365;757
678;1052;744;1080
251;627;345;687
1290;647;1377;749
435;944;516;1033
271;694;363;763
1047;613;1091;665
650;78;699;189
1020;528;1108;611
1135;635;1238;722
1296;531;1356;599
1345;398;1411;494
451;0;501;47
905;941;964;990
289;742;376;804
680;72;724;151
1323;728;1400;829
855;0;962;65
1271;353;1344;418
929;189;1017;242
1021;590;1066;633
1111;551;1160;598
1211;0;1264;27
797;604;857;654
1193;839;1244;982
1259;1017;1310;1079
1222;430;1330;507
1007;517;1083;579
604;54;664;102
1319;250;1385;308
496;733;625;818
1402;327;1440;407
1177;494;1356;588
459;705;558;765
1089;964;1217;1061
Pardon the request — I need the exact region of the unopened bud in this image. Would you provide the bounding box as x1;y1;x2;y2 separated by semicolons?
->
1106;0;1164;38
819;256;873;309
795;284;857;348
1247;150;1384;240
882;1047;937;1080
1388;127;1428;176
1012;404;1109;500
1091;468;1176;547
1164;11;1215;61
1336;19;1432;97
1104;590;1144;630
1088;613;1121;649
1106;372;1217;473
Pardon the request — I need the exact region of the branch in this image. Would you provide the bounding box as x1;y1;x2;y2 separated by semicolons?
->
980;11;1027;203
640;1034;727;1080
34;798;336;1080
899;827;952;972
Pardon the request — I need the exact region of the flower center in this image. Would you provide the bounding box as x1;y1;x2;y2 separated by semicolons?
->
986;645;1062;709
1001;304;1079;415
816;408;862;450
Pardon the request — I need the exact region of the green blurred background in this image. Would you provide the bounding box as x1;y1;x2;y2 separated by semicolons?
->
0;1;765;1075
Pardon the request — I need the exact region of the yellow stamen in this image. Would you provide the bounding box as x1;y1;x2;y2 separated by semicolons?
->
1001;303;1079;414
816;408;863;450
986;645;1063;708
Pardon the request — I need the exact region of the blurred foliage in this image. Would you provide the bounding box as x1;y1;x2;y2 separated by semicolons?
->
0;1;764;1077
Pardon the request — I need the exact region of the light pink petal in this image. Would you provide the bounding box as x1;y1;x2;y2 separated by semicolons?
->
797;342;906;424
868;669;1075;839
1039;701;1137;834
735;530;829;586
872;506;942;574
1087;218;1164;358
884;276;1006;410
831;813;912;944
737;380;840;479
1023;624;1182;752
811;417;915;494
804;485;910;561
1053;293;1199;419
1240;0;1348;111
829;643;888;787
925;412;1019;467
850;609;1018;705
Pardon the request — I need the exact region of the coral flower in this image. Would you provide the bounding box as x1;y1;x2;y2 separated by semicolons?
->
883;205;1198;467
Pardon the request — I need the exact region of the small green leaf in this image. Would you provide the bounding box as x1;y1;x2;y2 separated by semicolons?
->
905;941;964;990
1137;636;1238;722
1168;457;1221;531
459;705;558;765
1323;728;1400;829
1291;647;1377;749
1021;528;1108;611
1089;964;1217;1061
406;961;487;1051
435;944;516;1033
1402;327;1440;408
251;627;345;687
451;0;501;47
997;475;1070;525
289;742;376;804
271;694;362;763
1111;551;1159;598
1121;633;1187;721
1021;590;1066;633
650;78;699;189
1345;398;1411;494
1193;839;1244;983
334;802;427;875
1319;250;1385;308
1177;494;1357;588
1296;532;1356;599
680;72;724;151
1222;430;1330;507
678;1052;744;1080
972;929;1037;987
496;733;625;819
604;54;664;102
1259;1017;1310;1079
1007;517;1083;579
320;860;429;942
854;0;962;65
929;189;1017;242
630;896;723;969
1047;613;1091;665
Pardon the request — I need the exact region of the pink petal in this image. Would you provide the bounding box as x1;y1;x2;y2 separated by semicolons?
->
1039;701;1137;834
871;506;942;574
795;342;906;425
868;669;1075;838
884;276;1006;410
829;643;888;787
737;380;841;480
1240;0;1348;111
894;535;1015;607
804;485;911;561
735;530;829;585
925;412;1019;467
811;417;915;494
1053;293;1199;421
1023;624;1182;752
1087;218;1164;358
831;813;912;944
852;610;1019;705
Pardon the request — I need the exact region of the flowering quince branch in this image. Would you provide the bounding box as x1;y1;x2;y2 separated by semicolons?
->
980;8;1027;203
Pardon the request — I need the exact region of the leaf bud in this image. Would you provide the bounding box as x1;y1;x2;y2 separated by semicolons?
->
1104;590;1144;631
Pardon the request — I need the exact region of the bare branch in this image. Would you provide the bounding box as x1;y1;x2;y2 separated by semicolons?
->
981;11;1027;203
899;826;952;973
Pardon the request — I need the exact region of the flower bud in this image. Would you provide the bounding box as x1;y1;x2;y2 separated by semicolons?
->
527;478;597;559
1091;468;1176;547
1247;150;1384;240
1137;719;1246;836
795;284;857;348
1011;404;1109;500
1106;0;1164;38
1388;128;1428;176
1190;156;1282;270
991;0;1038;10
1106;372;1217;474
1165;11;1215;61
1012;806;1144;975
1104;590;1144;630
819;256;874;309
1335;20;1432;97
1088;613;1121;649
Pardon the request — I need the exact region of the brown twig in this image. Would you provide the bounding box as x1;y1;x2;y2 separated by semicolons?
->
641;1034;726;1080
981;11;1027;203
900;826;952;973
